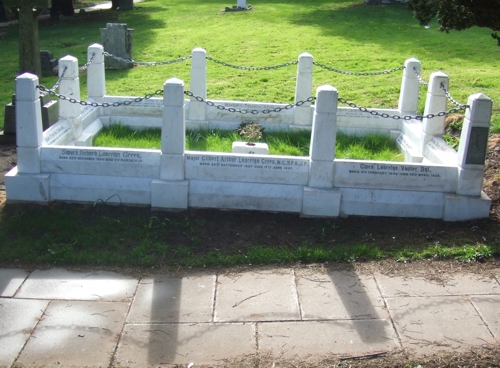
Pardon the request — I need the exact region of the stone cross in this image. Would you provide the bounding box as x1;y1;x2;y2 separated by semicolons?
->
5;0;48;77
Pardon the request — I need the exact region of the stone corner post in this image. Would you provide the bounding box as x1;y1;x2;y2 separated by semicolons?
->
456;93;492;196
293;52;313;126
188;47;207;121
152;77;188;210
398;58;421;114
58;55;82;140
87;43;106;101
302;84;341;217
308;84;338;188
15;72;43;174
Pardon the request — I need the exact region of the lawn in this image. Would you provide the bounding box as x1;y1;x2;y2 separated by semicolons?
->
0;0;498;132
93;124;404;161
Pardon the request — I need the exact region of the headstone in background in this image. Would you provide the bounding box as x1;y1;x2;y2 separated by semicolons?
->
3;92;58;134
237;0;246;8
40;50;57;77
100;23;134;69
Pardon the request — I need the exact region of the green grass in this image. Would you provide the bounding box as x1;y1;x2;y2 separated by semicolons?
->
0;204;498;268
93;124;404;161
0;0;499;133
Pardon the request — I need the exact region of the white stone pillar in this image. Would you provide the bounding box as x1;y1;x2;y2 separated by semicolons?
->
293;52;313;126
398;58;421;114
87;43;106;101
308;85;338;188
188;47;207;121
456;93;492;196
237;0;246;8
422;71;448;136
58;55;82;140
15;73;43;174
160;78;185;180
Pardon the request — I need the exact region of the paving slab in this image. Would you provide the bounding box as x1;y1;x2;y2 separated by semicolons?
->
386;296;495;356
16;300;129;367
0;268;29;297
258;320;399;360
215;269;300;322
0;298;49;367
116;323;255;366
127;274;215;323
296;270;389;320
375;272;500;297
470;295;500;339
15;268;138;301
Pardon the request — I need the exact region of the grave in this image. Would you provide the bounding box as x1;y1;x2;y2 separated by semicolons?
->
4;44;494;221
100;23;134;69
40;50;58;77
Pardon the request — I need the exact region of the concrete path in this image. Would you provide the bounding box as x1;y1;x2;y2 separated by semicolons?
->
0;266;499;367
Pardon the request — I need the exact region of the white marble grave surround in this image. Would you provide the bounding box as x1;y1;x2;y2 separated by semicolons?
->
6;69;494;220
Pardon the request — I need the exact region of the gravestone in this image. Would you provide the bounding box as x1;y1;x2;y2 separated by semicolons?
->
100;23;134;69
40;50;58;76
3;92;58;134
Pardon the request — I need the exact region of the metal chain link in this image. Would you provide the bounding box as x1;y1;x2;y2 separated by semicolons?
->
338;97;465;121
36;85;163;107
103;51;192;66
413;67;429;86
313;62;405;76
80;52;96;71
206;56;298;71
440;83;469;110
184;91;315;114
49;66;67;92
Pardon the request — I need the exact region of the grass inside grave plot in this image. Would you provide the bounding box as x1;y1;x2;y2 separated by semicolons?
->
0;0;499;133
93;124;404;161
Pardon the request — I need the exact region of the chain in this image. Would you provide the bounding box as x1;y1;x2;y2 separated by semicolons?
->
413;67;428;86
49;66;67;92
206;56;298;70
440;83;469;110
80;52;96;71
313;62;405;76
185;91;315;114
103;51;192;66
36;85;163;107
338;97;465;121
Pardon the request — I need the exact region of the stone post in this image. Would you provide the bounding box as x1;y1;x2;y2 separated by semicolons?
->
160;78;185;181
100;23;134;69
237;0;246;7
398;58;421;114
456;93;492;196
152;78;188;210
422;71;448;136
58;55;82;140
293;52;313;127
87;43;106;101
308;85;338;188
188;47;207;121
15;73;43;174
